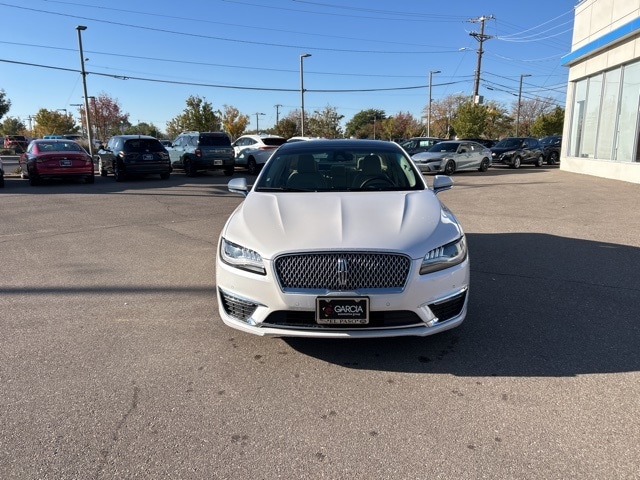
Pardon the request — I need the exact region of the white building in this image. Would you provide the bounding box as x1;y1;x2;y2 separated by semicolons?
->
561;0;640;184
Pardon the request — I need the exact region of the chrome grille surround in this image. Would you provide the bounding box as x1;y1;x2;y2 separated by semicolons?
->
274;251;411;292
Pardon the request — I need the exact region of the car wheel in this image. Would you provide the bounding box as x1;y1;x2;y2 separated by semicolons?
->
478;158;490;172
28;173;40;186
548;152;559;165
247;158;258;175
535;154;544;167
160;172;170;180
444;160;456;175
185;158;197;177
224;166;235;176
85;174;95;184
114;163;125;182
0;174;4;188
512;156;521;169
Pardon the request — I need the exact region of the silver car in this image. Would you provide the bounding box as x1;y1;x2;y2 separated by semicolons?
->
412;140;491;175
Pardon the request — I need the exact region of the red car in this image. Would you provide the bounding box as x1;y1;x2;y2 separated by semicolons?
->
19;139;95;186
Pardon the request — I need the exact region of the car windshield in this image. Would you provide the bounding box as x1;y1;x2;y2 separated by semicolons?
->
123;139;164;152
540;136;560;146
494;138;522;149
427;142;459;153
254;145;424;192
200;135;231;147
38;141;84;152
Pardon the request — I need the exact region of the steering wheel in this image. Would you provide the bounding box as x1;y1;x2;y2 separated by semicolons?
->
359;176;395;189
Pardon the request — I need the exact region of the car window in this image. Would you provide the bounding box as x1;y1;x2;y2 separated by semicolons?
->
428;143;458;153
255;146;424;192
200;135;231;147
494;138;521;149
262;137;287;147
123;138;164;152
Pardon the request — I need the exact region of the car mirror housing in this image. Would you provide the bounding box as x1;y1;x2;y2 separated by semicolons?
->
432;175;453;194
228;177;249;196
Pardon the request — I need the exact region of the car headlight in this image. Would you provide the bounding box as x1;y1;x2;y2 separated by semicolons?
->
420;236;467;274
220;238;266;275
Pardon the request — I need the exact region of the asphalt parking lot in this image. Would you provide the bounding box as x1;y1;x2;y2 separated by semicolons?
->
1;161;639;479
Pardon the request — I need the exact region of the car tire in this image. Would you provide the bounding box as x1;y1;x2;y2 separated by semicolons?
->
548;152;559;165
444;160;456;175
85;174;95;184
247;158;258;175
0;174;4;188
114;163;125;182
224;166;234;176
28;173;40;186
535;154;544;167
512;156;521;169
160;172;170;180
185;158;197;177
478;158;490;172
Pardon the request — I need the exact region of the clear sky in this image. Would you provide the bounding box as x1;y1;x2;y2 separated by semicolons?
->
0;0;576;136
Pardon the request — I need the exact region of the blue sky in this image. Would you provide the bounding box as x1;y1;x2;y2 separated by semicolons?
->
0;0;576;135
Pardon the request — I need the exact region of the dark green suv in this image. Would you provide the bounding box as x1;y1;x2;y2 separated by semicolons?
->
166;132;234;176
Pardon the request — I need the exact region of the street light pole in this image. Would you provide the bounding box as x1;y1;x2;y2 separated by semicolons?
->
516;74;531;136
299;53;311;137
255;112;265;135
76;25;94;155
427;70;440;137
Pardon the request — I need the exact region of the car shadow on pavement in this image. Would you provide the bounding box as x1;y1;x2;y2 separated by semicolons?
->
285;232;640;377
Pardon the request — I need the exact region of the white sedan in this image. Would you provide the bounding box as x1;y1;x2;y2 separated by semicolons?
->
412;140;492;174
216;139;470;338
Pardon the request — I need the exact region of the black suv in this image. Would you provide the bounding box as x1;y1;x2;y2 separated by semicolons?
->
97;135;171;181
166;131;234;176
539;135;562;165
399;137;442;156
490;137;545;168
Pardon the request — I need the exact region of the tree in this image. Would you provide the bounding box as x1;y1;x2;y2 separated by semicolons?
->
450;102;488;138
483;101;513;140
306;105;344;138
379;112;422;141
344;109;386;138
0;116;26;136
221;105;250;141
530;106;565;137
511;97;554;137
124;121;163;137
0;89;11;121
274;115;299;139
430;94;469;139
76;93;129;142
32;109;79;138
166;96;221;139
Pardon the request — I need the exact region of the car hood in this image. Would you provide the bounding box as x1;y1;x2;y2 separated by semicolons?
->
222;191;463;260
412;152;449;161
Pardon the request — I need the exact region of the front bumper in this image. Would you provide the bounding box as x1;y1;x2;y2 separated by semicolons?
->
413;160;444;173
215;255;470;338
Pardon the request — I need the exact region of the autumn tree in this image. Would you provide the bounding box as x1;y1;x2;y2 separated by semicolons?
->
306;105;344;138
379;112;422;141
166;96;222;139
76;93;129;142
32;109;79;138
511;97;555;137
483;101;513;140
124;121;163;137
430;93;469;139
221;105;250;141
274;115;299;139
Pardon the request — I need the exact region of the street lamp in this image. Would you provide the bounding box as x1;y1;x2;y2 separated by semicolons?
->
254;112;265;135
299;53;311;137
516;74;531;136
76;25;94;155
427;70;440;137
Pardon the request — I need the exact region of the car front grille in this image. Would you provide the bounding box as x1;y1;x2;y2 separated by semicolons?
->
274;252;411;291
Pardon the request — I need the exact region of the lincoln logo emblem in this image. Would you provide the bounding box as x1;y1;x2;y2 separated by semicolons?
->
337;258;348;287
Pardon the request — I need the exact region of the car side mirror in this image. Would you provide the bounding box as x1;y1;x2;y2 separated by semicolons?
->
432;175;453;194
228;177;249;197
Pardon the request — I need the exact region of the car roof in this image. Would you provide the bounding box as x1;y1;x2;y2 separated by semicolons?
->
276;138;404;154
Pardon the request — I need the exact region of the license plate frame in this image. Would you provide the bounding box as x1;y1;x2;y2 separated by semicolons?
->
142;154;154;161
214;159;223;165
316;297;369;325
59;159;72;166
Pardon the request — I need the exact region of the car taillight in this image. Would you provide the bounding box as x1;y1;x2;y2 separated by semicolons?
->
259;146;275;150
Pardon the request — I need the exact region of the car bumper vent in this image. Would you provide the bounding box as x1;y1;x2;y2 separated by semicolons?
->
428;291;467;322
274;252;410;290
219;289;258;321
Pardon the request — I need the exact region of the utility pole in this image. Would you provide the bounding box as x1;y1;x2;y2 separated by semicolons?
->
469;15;494;104
274;104;282;126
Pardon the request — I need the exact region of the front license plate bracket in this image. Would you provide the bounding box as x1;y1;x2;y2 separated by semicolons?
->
316;297;369;325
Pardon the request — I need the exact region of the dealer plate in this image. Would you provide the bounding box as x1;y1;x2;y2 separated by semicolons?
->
143;154;154;160
59;159;72;166
316;297;369;325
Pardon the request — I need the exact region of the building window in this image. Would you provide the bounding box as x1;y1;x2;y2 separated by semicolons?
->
569;61;640;163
